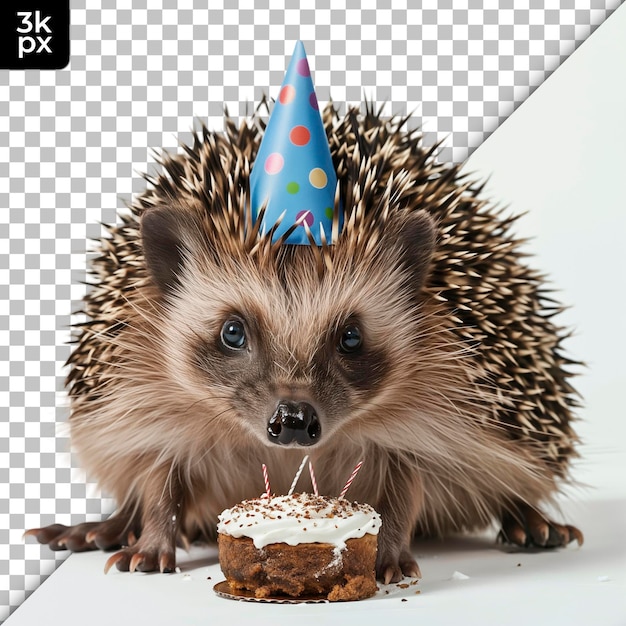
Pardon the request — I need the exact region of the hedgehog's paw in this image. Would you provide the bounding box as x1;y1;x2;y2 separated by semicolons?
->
25;514;138;553
376;545;422;585
498;505;583;549
104;538;176;574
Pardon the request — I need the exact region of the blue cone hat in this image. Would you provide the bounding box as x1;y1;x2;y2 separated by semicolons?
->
250;41;341;245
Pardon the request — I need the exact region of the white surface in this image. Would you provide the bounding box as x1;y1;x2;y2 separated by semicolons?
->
8;4;626;625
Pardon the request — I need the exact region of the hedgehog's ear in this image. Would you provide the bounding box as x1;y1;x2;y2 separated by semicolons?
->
141;207;205;295
395;209;437;294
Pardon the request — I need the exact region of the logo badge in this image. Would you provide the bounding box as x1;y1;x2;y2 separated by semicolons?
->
0;2;70;70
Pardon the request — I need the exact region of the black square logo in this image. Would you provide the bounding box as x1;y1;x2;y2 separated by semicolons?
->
0;1;70;70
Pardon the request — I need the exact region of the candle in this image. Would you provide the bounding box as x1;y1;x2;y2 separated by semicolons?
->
308;460;319;496
339;460;363;499
288;455;309;496
261;463;271;498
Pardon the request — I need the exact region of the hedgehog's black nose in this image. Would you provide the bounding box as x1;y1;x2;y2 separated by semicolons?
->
267;401;321;446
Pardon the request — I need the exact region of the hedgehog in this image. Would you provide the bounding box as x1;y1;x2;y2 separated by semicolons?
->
26;101;583;584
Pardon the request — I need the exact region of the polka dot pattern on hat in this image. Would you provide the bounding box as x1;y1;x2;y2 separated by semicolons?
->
289;125;311;146
296;210;314;227
309;168;328;189
296;57;310;77
279;85;295;105
264;152;284;175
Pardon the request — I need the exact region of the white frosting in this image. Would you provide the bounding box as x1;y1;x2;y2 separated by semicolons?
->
217;493;381;550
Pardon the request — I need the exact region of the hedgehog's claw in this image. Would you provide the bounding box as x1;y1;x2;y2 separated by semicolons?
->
23;524;68;548
567;524;584;546
104;541;176;574
104;551;130;574
381;565;402;585
499;506;583;549
497;523;527;547
159;553;175;574
129;552;146;573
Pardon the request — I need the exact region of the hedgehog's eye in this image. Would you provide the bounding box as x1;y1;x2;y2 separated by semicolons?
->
338;325;362;354
221;319;247;350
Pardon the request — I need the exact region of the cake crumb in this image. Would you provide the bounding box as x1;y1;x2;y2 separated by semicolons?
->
450;570;470;580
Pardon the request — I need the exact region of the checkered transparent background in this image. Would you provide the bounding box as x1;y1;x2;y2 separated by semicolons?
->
1;0;622;620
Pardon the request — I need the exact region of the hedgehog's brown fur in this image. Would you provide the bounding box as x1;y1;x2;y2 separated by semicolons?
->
49;102;581;581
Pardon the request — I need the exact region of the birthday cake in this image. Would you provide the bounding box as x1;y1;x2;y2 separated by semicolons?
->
217;493;381;601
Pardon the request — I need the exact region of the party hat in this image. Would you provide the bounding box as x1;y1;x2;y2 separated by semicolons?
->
250;41;341;245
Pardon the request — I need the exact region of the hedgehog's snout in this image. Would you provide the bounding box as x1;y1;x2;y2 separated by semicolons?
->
267;401;321;446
